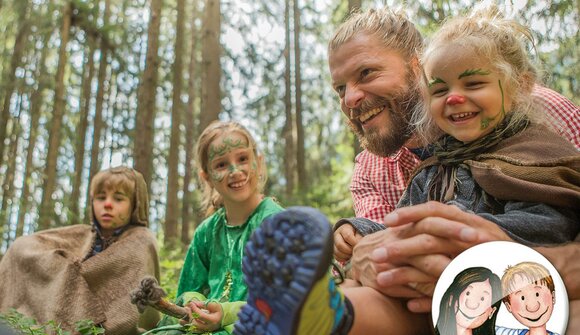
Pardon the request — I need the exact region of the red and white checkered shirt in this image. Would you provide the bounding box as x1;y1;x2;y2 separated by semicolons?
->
531;85;580;150
351;86;579;222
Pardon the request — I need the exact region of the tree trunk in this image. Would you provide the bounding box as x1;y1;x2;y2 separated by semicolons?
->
181;0;201;246
70;38;96;225
283;0;296;199
199;0;221;132
15;2;53;237
0;96;22;242
133;0;163;190
293;0;306;192
0;0;29;167
165;0;186;246
86;0;111;215
38;1;72;230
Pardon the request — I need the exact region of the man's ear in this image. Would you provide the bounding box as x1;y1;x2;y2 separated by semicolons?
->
410;56;422;79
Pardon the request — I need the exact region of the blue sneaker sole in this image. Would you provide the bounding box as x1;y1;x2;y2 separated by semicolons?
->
234;207;333;335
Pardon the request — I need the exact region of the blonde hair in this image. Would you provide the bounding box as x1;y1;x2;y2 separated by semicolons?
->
90;167;136;203
328;7;423;61
502;261;555;305
195;121;267;216
414;5;541;143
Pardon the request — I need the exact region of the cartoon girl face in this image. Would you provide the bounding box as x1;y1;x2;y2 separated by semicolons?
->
455;279;497;330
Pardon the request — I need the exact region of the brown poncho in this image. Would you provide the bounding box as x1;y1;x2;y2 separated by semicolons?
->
0;167;160;334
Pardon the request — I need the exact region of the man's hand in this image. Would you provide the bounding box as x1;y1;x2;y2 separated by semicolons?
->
334;224;363;262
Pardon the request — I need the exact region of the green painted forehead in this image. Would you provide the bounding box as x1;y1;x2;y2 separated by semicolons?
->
458;68;490;79
208;135;250;161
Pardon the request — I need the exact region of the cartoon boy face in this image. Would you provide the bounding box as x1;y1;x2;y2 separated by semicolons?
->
455;279;497;330
505;274;555;328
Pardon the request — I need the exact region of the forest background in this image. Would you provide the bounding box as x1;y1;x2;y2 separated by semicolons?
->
0;0;577;295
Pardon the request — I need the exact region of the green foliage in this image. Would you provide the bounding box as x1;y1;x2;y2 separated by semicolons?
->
158;243;187;302
0;309;105;335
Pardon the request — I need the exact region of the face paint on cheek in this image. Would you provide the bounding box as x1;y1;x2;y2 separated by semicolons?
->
480;79;506;130
210;170;227;182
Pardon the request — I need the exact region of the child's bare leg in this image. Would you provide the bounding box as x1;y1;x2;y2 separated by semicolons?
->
344;286;432;335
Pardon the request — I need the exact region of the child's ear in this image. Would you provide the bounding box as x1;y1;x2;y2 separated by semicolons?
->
199;170;210;184
504;301;512;313
519;71;535;94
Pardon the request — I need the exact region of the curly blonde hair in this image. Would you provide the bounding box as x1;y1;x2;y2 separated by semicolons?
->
413;5;541;144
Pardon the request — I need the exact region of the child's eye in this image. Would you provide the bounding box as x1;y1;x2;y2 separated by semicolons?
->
466;291;470;296
466;81;485;88
536;292;539;297
431;87;448;97
521;295;525;301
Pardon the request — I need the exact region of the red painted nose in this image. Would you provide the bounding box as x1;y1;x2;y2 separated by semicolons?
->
446;94;466;105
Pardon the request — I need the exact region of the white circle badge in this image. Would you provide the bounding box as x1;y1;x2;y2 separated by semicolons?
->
431;241;568;335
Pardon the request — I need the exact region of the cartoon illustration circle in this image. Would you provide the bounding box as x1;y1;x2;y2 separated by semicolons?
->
432;241;569;335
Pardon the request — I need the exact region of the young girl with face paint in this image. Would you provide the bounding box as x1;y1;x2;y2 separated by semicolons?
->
398;6;580;246
436;267;502;335
152;121;283;335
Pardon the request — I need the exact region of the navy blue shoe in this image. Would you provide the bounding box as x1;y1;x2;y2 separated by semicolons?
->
234;207;346;335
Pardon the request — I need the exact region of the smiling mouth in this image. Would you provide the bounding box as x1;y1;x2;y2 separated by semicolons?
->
449;112;478;122
355;106;384;124
229;177;249;189
520;307;549;323
458;307;486;321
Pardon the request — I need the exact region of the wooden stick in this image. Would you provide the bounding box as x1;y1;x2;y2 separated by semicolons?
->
130;276;190;322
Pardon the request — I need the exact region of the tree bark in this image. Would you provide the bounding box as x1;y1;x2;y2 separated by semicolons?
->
133;0;163;190
199;0;221;132
15;1;53;237
283;0;296;198
70;38;96;225
0;96;23;242
293;0;306;192
0;0;29;167
38;1;72;230
181;0;201;246
86;0;111;214
165;0;186;246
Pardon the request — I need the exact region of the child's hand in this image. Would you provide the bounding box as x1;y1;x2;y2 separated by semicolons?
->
180;300;223;333
333;224;362;262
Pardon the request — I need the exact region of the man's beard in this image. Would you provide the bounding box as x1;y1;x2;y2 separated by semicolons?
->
347;82;421;157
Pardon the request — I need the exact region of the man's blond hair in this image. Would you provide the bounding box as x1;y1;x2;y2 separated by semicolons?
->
328;7;423;60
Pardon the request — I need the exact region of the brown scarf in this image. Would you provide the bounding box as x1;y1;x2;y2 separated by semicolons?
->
428;113;529;202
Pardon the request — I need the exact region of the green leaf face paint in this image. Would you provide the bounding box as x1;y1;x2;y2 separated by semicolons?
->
480;79;506;130
458;68;491;79
208;137;248;161
207;134;257;184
